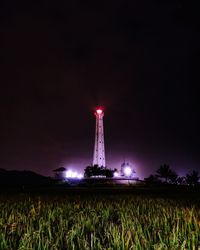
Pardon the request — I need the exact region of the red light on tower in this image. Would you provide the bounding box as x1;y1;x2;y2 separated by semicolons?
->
96;109;103;115
95;107;104;116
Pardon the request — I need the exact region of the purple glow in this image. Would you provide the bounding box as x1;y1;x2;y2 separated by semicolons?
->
77;173;83;179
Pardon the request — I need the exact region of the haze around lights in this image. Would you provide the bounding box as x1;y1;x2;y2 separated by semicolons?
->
65;170;83;179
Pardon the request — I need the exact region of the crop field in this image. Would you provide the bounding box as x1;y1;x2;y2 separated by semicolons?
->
0;193;200;250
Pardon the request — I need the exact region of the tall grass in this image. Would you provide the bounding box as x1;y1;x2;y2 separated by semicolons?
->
0;195;200;249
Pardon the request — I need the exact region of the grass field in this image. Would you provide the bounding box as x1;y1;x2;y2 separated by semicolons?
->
0;190;200;250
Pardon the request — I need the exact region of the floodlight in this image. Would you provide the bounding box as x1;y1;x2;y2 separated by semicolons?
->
71;172;78;178
65;170;72;178
124;166;132;177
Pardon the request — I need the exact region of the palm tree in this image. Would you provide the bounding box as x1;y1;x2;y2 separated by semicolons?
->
185;170;200;186
156;164;174;183
176;176;186;185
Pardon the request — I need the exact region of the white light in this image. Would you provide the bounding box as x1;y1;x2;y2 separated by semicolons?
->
65;170;72;178
124;166;132;177
71;172;78;178
65;169;83;179
77;174;83;179
114;172;119;177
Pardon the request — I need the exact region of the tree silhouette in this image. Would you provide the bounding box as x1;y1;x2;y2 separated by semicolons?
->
84;165;114;178
144;174;160;185
185;170;200;186
176;176;186;185
84;165;94;178
156;164;176;183
168;170;178;184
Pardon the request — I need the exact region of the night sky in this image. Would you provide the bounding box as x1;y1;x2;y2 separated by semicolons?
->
0;1;199;179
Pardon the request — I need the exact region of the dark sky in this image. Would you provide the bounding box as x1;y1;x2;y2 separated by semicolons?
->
0;1;199;178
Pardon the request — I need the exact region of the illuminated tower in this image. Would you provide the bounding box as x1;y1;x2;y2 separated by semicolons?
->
93;107;106;167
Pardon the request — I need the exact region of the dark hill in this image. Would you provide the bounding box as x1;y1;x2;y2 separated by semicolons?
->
0;169;53;187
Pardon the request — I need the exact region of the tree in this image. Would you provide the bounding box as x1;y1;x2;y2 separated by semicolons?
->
156;164;176;183
168;171;178;184
84;165;94;178
176;176;186;185
84;165;114;178
104;168;114;178
185;170;200;186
